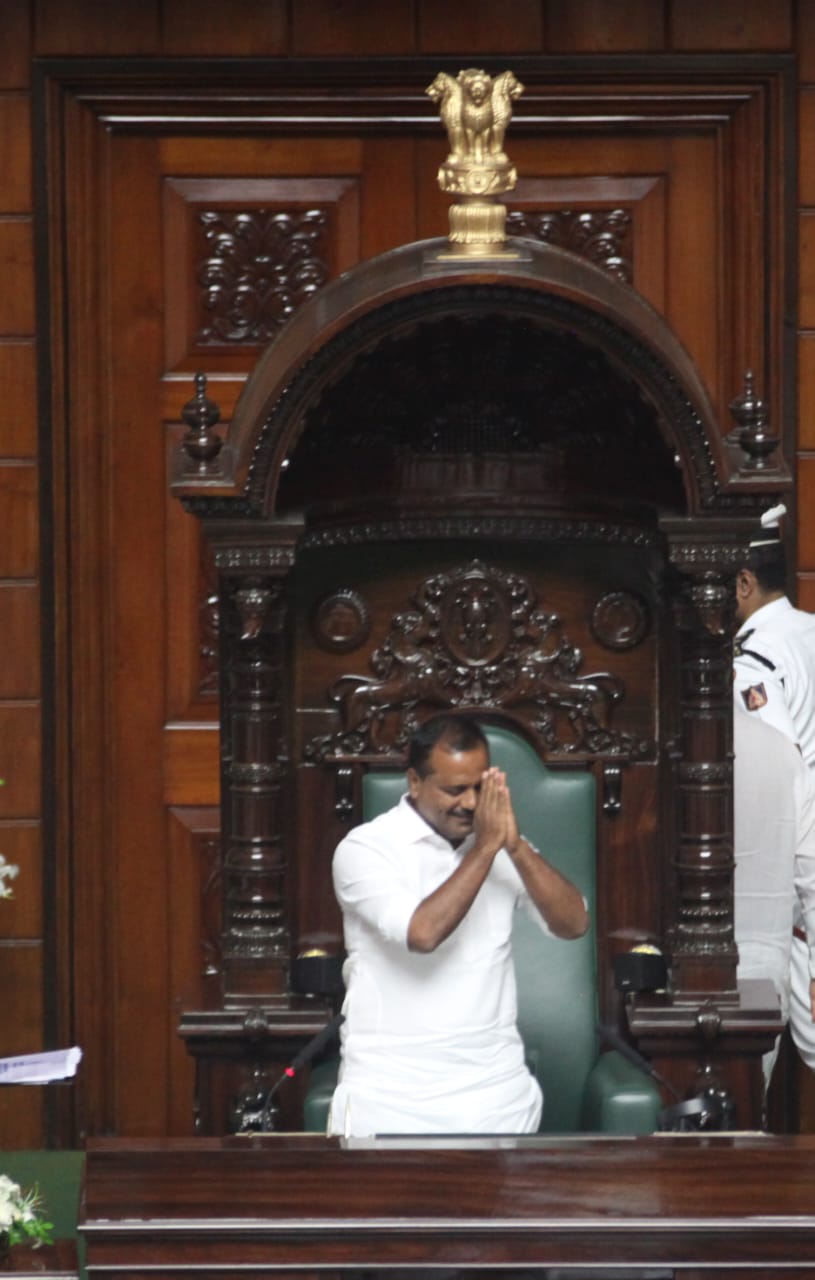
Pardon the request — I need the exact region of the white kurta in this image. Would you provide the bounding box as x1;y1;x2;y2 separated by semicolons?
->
328;795;547;1137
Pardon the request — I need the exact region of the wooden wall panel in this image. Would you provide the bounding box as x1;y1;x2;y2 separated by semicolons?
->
799;212;815;329
799;336;815;452
162;174;360;375
166;806;220;1134
0;823;42;938
545;0;665;52
291;0;416;55
800;92;815;206
161;0;286;56
669;0;792;51
0;221;34;332
34;0;160;54
418;0;543;53
0;0;31;89
0;585;40;698
799;0;815;82
0;943;43;1143
0;464;37;577
0;342;37;456
0;97;31;212
0;706;40;819
797;457;815;572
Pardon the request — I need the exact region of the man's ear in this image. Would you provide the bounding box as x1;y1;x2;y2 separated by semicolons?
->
736;568;755;600
406;767;421;799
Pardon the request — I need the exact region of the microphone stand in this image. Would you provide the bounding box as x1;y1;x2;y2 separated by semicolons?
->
596;1023;734;1131
258;1012;345;1133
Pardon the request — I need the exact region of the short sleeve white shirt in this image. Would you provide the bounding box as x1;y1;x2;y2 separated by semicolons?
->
328;795;547;1137
733;596;815;766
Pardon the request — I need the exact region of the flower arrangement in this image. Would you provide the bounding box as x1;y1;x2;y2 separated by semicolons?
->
0;853;19;900
0;1175;53;1248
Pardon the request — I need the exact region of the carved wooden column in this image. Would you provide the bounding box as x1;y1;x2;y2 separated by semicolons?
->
219;571;290;1006
627;529;782;1128
667;550;738;1000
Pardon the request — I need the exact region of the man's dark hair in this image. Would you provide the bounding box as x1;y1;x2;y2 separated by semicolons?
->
743;543;787;595
408;714;489;778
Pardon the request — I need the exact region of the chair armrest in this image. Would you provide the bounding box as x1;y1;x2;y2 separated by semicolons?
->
302;1056;340;1133
581;1049;662;1135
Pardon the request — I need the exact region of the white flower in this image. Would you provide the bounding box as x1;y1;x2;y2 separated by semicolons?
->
0;855;20;900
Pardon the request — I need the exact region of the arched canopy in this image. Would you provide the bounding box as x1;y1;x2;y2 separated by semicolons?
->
171;236;786;522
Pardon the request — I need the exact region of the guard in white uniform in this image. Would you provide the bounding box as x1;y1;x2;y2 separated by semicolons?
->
328;714;588;1137
733;504;815;1070
734;707;815;1084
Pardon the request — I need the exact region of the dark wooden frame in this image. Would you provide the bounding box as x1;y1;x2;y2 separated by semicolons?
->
34;53;796;1140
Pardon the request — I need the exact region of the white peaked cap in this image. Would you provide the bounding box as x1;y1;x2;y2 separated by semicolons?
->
750;502;786;549
760;503;786;528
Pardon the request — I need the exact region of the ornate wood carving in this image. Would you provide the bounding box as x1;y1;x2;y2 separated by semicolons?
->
306;559;648;761
665;560;738;998
220;576;290;1005
196;209;329;346
197;544;220;699
590;590;650;651
311;588;371;654
507;207;633;282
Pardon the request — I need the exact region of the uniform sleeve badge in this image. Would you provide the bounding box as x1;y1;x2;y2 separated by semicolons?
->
741;682;768;711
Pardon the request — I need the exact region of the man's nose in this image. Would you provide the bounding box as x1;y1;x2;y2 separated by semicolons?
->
460;788;479;810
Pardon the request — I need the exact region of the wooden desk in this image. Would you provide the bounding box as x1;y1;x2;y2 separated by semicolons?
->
5;1241;77;1280
81;1134;815;1278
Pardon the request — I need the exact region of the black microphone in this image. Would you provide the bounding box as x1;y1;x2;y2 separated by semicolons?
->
259;1012;345;1131
596;1023;681;1102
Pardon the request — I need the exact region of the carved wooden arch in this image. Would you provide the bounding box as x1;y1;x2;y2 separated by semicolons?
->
173;236;788;519
174;234;792;1130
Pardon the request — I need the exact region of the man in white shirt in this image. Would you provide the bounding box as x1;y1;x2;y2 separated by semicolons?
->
733;504;815;1070
328;714;588;1137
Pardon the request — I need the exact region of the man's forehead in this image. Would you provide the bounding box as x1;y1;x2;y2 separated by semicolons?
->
425;740;489;780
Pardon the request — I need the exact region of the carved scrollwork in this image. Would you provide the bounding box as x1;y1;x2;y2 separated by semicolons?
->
196;208;329;346
590;590;650;651
506;208;633;282
312;588;371;653
306;560;648;761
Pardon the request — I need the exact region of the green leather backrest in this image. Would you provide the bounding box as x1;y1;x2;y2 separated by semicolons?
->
362;724;597;1134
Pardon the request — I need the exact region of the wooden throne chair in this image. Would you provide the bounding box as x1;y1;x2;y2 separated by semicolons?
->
171;201;790;1135
302;721;662;1135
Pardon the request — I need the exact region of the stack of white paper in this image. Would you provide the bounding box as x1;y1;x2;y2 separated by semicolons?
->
0;1047;82;1084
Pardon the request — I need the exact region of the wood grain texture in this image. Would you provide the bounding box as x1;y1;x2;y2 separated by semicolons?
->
419;0;543;52
0;821;42;937
0;221;34;333
80;1135;815;1272
0;464;37;577
161;0;286;55
545;0;665;52
291;0;416;55
35;0;159;54
0;584;40;697
669;0;792;51
0;705;40;819
0;342;37;457
0;0;31;90
0;97;31;214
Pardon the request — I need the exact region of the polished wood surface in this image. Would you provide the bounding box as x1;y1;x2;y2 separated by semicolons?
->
5;1242;77;1280
81;1135;815;1274
1;0;813;1148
